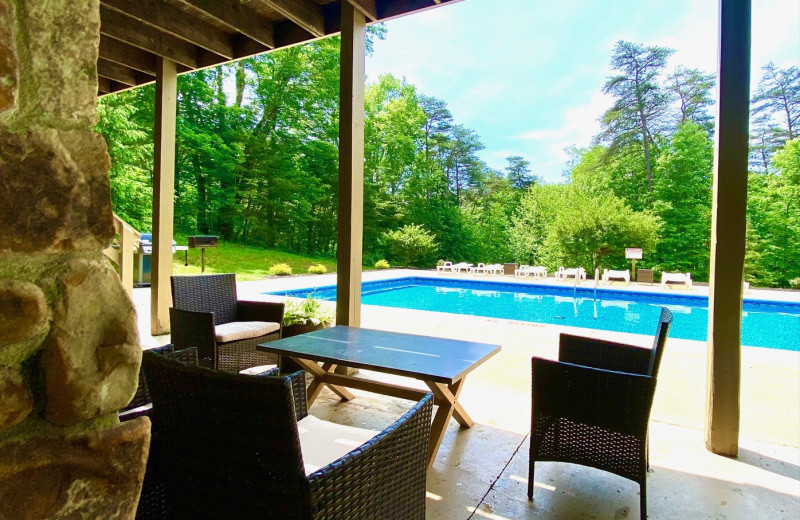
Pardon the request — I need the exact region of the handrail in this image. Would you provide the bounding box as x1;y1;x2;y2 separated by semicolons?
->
103;213;140;295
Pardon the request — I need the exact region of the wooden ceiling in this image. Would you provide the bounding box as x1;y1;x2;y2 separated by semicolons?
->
97;0;457;96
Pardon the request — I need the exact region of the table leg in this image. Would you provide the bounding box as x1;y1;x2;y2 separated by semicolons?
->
289;358;355;405
424;378;472;467
184;249;188;266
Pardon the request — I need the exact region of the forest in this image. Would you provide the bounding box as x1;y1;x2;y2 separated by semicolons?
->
97;31;800;288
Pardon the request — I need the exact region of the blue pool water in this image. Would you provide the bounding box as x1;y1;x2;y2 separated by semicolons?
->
270;277;800;351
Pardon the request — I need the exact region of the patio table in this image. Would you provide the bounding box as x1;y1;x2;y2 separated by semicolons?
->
257;326;501;467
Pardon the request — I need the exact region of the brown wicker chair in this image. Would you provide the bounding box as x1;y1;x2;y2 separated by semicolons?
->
170;273;285;373
528;307;673;520
141;349;433;520
120;345;201;520
122;345;281;519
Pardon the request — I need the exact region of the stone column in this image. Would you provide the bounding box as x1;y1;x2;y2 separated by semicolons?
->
0;1;150;518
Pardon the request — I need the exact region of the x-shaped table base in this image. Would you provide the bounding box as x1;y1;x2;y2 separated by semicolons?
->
284;356;474;467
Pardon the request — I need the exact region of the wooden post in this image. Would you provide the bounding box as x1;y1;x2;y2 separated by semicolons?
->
335;2;366;327
705;0;750;456
150;57;177;335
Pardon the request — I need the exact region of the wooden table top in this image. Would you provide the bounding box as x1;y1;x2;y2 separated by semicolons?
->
257;326;501;384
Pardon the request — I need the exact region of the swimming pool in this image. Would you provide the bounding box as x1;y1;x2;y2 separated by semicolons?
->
270;277;800;351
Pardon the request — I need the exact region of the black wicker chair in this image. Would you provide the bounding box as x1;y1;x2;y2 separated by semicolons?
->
528;307;673;520
170;273;285;373
120;345;201;520
141;349;434;520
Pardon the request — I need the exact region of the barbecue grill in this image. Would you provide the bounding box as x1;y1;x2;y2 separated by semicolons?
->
188;235;219;273
134;234;178;286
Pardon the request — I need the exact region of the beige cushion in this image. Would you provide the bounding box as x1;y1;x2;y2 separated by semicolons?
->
214;321;280;343
297;415;379;475
238;364;278;376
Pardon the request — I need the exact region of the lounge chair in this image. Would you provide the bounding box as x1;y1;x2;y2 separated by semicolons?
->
452;262;473;273
529;266;547;279
472;262;487;274
555;267;586;282
661;272;692;288
602;269;631;285
515;265;547;279
437;261;453;273
486;263;504;275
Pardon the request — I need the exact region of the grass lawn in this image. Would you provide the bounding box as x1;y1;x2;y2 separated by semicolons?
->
171;238;339;281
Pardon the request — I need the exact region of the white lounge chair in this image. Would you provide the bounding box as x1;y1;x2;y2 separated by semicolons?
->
486;263;504;275
529;266;547;279
472;262;487;274
661;272;692;288
602;269;631;285
555;267;586;281
515;265;547;278
514;265;530;277
452;262;473;273
437;261;453;273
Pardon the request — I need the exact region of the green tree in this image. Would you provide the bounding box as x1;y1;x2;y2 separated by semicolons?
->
505;155;535;189
652;122;713;279
547;188;660;271
668;66;716;131
599;40;675;192
509;184;569;267
384;224;437;268
746;139;800;287
96;87;154;231
752;63;800;141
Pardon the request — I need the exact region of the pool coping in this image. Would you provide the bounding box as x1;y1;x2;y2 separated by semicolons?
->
267;274;800;309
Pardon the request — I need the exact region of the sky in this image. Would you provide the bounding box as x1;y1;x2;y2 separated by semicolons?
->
365;0;800;182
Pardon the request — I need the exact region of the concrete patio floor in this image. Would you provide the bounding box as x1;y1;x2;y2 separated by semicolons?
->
132;270;800;519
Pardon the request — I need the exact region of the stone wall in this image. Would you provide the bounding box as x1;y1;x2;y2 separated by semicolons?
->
0;1;150;518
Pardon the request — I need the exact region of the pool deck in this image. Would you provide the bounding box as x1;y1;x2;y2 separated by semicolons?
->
132;270;800;519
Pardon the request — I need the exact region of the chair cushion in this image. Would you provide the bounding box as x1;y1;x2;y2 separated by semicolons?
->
214;321;280;343
238;364;278;376
297;415;379;475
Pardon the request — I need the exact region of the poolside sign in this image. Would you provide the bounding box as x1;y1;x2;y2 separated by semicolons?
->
625;248;643;259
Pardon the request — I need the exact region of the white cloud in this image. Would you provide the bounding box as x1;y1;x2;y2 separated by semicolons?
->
517;90;612;147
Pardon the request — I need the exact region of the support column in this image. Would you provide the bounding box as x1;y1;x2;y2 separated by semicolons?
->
335;2;366;327
705;0;751;456
151;58;177;335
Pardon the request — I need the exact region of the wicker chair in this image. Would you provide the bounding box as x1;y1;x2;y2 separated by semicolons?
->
120;345;201;520
170;273;285;372
528;307;673;520
141;349;434;520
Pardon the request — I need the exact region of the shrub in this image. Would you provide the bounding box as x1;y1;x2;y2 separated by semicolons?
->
436;259;446;267
383;224;437;268
374;259;390;270
790;277;800;290
307;264;327;274
283;296;335;326
269;263;292;276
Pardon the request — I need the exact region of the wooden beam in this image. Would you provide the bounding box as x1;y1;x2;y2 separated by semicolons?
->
101;0;234;59
97;76;111;94
335;2;366;327
99;35;157;75
97;58;139;87
151;58;178;336
177;0;275;48
259;0;325;38
705;0;751;457
346;0;378;22
100;5;198;68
